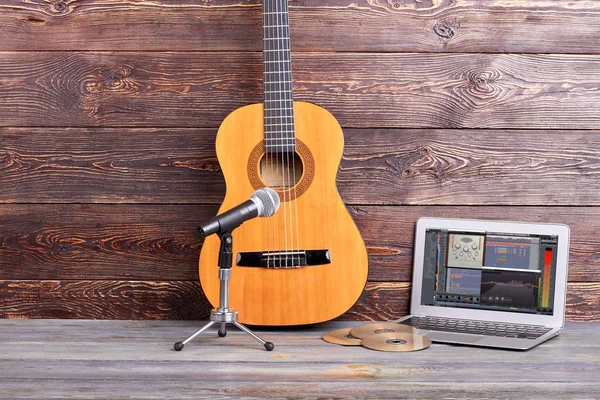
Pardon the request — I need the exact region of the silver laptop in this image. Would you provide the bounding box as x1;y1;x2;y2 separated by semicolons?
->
397;217;570;350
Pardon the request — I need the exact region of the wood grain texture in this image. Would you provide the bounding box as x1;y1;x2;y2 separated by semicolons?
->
0;280;211;320
0;320;597;399
1;0;600;53
339;129;600;206
3;127;600;206
0;127;221;204
1;379;597;400
0;204;208;281
2;52;600;129
0;280;598;321
1;204;599;282
199;102;369;325
0;320;597;358
1;0;600;326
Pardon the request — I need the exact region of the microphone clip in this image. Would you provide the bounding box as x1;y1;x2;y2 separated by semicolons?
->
217;231;234;270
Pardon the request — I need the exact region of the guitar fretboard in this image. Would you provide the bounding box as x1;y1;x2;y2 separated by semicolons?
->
263;0;295;153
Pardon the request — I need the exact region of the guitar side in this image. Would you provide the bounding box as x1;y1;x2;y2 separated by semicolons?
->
198;101;368;326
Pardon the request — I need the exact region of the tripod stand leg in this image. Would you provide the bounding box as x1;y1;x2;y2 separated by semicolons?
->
174;320;216;351
218;322;227;337
233;321;275;351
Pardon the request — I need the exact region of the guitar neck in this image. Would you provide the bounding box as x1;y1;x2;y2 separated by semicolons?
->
263;0;295;153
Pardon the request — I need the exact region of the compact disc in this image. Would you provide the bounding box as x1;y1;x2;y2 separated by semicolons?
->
361;332;431;352
322;328;362;346
350;322;416;339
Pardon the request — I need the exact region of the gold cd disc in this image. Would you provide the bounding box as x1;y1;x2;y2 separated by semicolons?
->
350;322;416;339
362;332;431;352
322;328;362;346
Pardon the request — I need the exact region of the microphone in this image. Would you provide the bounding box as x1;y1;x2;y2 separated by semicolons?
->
198;188;280;237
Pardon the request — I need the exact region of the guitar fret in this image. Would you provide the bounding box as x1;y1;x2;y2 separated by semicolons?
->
264;1;293;111
264;137;296;140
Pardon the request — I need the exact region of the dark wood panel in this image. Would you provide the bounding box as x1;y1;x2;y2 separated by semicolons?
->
341;282;411;321
0;204;209;281
0;127;222;204
0;204;598;282
3;128;600;206
2;52;600;129
1;0;600;53
0;280;211;320
0;280;597;321
340;129;600;206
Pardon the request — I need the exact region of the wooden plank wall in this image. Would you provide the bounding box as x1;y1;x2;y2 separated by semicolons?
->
0;0;599;321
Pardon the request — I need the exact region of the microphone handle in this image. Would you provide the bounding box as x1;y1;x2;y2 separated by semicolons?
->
198;199;259;237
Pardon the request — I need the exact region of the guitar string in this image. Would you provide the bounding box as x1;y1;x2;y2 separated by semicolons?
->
287;0;301;265
275;0;290;268
264;0;273;268
285;0;299;268
278;0;300;267
277;0;290;267
268;0;284;267
262;1;267;268
270;0;279;268
282;0;300;266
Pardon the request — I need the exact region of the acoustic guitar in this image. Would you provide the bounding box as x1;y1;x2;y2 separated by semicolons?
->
198;0;368;326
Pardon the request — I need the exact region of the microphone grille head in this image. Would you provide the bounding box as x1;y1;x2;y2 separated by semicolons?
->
251;187;280;217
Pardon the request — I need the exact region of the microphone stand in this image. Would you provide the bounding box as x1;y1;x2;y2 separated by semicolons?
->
174;231;275;351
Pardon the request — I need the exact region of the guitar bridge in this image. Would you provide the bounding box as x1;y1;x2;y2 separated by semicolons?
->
237;250;330;269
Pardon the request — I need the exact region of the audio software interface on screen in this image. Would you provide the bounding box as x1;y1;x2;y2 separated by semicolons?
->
421;229;558;315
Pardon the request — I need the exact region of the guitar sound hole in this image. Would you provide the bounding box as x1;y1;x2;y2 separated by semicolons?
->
259;152;303;189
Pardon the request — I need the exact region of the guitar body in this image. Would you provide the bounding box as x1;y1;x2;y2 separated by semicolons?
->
198;101;368;326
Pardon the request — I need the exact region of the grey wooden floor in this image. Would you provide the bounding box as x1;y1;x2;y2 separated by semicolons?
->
0;320;598;399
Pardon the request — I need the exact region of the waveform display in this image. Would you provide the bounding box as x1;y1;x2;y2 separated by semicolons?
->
446;268;482;295
484;236;538;270
480;270;539;309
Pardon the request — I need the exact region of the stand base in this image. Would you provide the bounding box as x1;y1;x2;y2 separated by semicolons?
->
174;308;274;351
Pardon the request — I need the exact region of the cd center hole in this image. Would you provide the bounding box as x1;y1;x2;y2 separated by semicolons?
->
386;339;408;345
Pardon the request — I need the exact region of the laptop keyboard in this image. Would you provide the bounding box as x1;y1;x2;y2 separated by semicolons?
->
400;316;552;340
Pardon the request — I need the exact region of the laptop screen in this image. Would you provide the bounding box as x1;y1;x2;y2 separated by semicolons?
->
421;228;559;316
